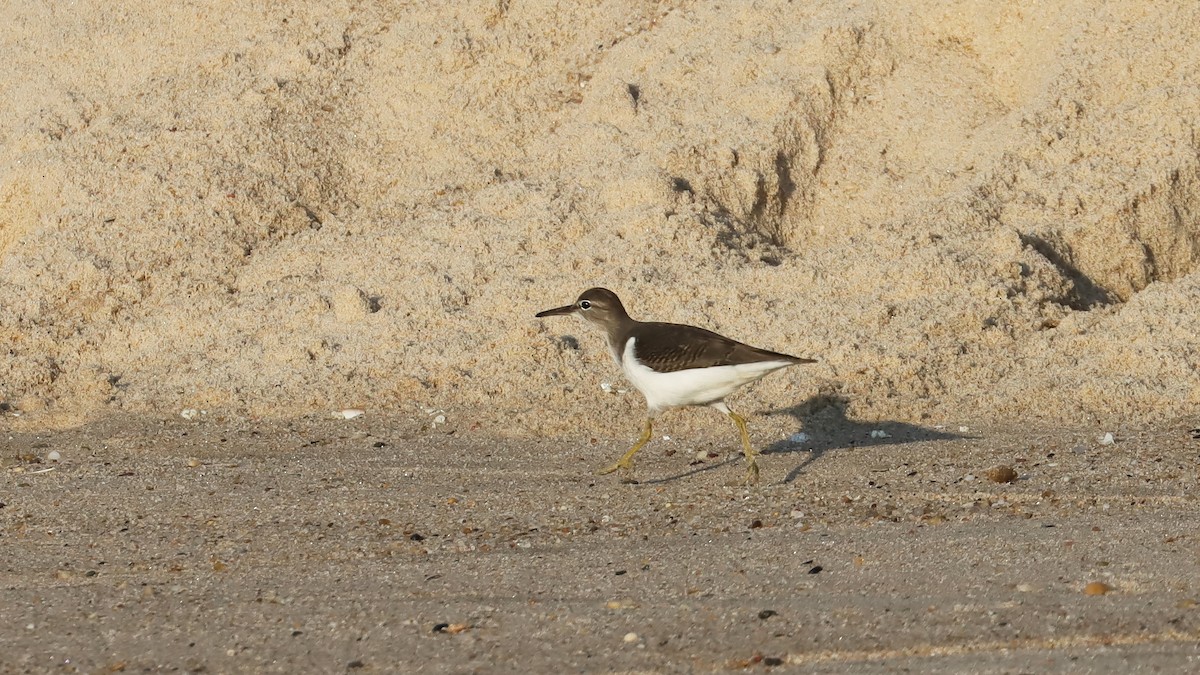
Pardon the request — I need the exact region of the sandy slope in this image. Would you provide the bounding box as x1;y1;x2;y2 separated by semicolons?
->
2;1;1199;434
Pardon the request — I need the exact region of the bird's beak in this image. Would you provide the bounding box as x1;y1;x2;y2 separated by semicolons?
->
535;304;577;318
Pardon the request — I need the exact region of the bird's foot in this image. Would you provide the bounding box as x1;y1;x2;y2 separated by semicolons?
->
596;457;636;481
743;457;760;486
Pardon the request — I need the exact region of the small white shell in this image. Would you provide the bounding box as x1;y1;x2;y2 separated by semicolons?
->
1099;432;1115;445
338;409;365;420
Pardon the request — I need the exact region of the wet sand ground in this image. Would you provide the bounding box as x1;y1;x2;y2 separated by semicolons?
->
3;414;1200;673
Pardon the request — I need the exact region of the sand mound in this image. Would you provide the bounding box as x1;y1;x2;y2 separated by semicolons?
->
2;1;1198;433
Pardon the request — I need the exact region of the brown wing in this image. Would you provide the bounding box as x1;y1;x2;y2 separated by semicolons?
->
631;322;816;373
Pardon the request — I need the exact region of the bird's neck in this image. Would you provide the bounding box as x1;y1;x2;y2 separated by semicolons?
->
602;315;638;366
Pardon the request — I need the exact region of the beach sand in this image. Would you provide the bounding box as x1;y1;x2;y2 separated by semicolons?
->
3;414;1200;671
3;1;1200;670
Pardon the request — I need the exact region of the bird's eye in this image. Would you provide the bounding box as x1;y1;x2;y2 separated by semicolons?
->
579;300;592;310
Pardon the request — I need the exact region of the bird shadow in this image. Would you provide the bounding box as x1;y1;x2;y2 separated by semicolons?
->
759;393;970;484
637;456;741;485
628;393;968;486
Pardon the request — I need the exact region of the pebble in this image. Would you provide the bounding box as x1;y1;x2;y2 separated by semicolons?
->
868;429;891;439
180;409;200;420
789;432;811;444
338;409;365;420
606;600;636;610
46;450;61;462
985;465;1018;483
623;632;639;644
1099;432;1115;445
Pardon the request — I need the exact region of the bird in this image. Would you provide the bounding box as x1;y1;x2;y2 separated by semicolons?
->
535;287;815;484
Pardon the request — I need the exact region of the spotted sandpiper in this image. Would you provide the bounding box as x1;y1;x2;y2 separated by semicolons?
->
535;288;815;484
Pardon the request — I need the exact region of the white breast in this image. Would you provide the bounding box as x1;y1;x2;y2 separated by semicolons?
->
620;338;794;414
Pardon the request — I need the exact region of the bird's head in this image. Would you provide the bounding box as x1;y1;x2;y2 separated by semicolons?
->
535;287;628;329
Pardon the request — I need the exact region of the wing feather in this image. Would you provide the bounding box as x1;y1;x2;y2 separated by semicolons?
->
631;322;815;373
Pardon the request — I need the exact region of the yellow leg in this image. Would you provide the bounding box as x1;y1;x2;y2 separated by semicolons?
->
597;418;653;479
727;410;760;485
